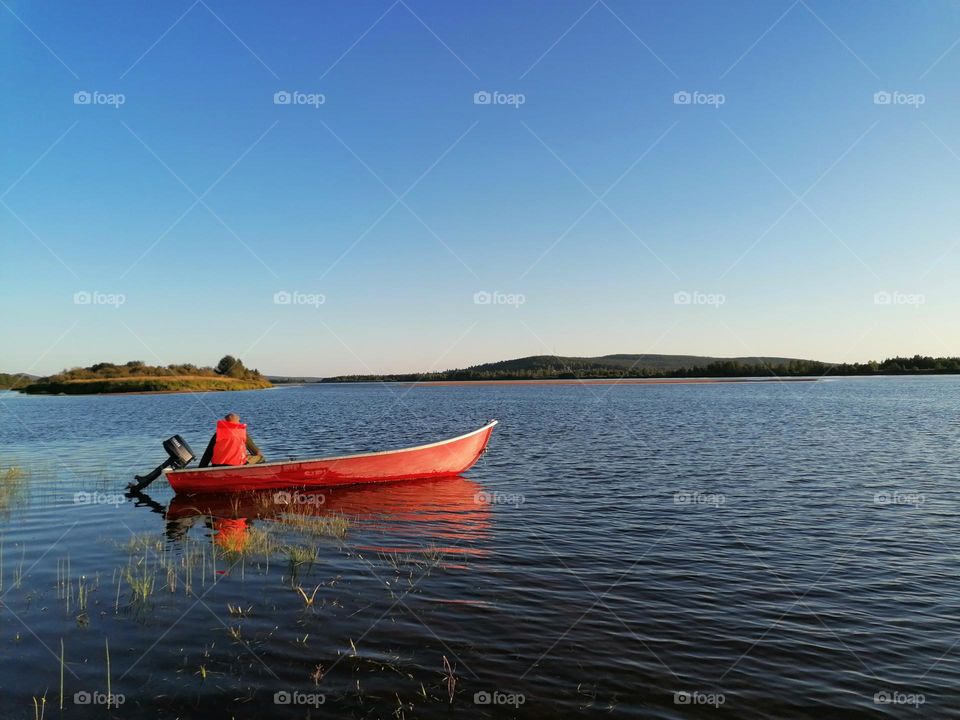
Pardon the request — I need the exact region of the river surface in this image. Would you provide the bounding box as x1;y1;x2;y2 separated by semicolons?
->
0;377;958;718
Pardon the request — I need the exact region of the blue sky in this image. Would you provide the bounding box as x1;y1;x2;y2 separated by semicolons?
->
2;0;960;375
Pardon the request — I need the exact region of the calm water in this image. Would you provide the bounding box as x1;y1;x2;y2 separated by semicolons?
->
1;377;959;718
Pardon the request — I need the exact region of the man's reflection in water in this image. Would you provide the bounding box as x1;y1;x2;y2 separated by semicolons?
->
125;488;221;544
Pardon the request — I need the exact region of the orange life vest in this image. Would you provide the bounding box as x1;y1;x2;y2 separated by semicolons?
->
212;420;247;466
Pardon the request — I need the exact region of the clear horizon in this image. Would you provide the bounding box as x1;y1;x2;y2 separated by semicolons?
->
3;1;960;376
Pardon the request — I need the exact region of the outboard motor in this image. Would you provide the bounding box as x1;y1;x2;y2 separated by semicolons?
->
162;435;195;469
129;435;196;492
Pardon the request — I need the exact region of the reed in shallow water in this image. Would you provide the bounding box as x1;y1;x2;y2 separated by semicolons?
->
124;554;156;603
285;543;319;567
105;637;112;710
0;465;27;515
216;526;276;557
278;512;351;540
59;639;64;711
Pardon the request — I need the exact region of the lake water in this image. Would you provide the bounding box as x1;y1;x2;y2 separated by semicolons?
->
1;377;959;718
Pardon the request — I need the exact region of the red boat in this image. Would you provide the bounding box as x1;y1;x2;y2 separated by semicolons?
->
164;420;498;494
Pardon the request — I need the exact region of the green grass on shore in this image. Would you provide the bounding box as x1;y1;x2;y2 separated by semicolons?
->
22;376;272;395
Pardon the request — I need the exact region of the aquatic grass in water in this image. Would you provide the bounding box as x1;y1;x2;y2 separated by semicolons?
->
216;526;276;557
59;639;64;711
252;492;277;516
378;544;449;572
286;544;319;567
105;637;112;710
442;656;456;704
227;603;252;617
0;465;27;514
294;584;321;608
2;466;25;483
12;543;26;589
124;556;156;604
31;692;46;720
118;533;163;555
278;512;351;540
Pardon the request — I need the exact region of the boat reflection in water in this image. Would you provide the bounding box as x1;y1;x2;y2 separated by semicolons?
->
158;475;493;561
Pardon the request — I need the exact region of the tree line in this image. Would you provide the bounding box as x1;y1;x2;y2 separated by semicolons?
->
322;355;960;382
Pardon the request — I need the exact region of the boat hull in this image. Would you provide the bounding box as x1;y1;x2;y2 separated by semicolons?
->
165;420;497;494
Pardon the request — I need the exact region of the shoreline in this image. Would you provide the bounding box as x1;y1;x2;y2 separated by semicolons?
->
17;386;274;396
396;377;822;387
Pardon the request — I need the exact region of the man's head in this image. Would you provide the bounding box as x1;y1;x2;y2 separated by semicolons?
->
224;412;240;423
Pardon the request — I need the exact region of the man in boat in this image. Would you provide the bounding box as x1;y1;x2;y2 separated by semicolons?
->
127;413;266;493
198;413;265;467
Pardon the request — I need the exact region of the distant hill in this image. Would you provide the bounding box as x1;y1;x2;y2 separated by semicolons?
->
322;353;822;382
322;353;960;383
462;354;811;374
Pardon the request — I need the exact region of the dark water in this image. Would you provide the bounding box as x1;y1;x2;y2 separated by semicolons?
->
1;377;959;718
